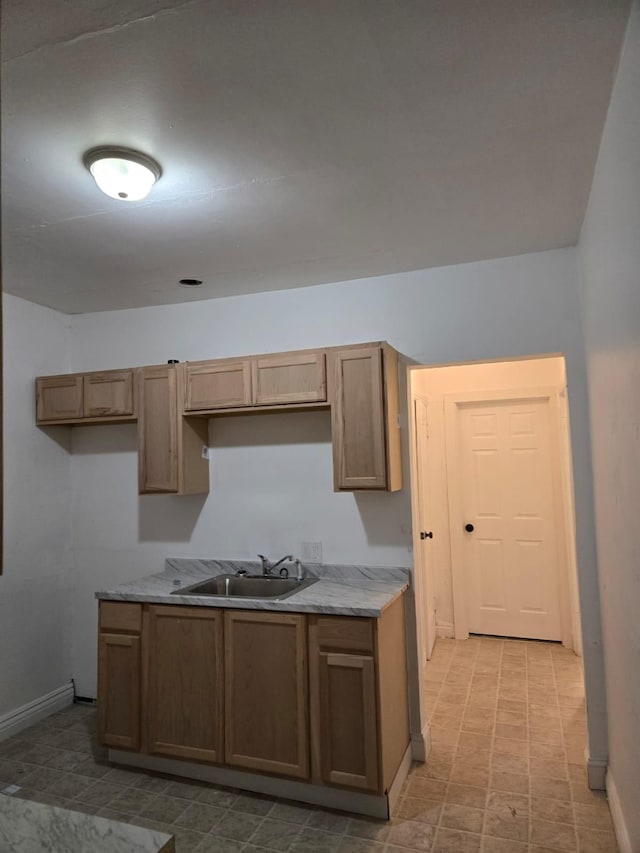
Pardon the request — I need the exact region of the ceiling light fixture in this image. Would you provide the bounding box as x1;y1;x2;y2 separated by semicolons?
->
83;146;162;201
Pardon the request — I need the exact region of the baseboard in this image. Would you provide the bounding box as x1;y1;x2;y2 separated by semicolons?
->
387;745;413;818
606;770;633;853
586;755;607;790
0;683;74;742
110;750;390;819
436;622;454;639
410;719;431;763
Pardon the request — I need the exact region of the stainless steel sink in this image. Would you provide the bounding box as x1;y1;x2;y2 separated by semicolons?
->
171;574;318;600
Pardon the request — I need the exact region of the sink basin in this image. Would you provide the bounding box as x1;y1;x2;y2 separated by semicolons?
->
171;573;318;600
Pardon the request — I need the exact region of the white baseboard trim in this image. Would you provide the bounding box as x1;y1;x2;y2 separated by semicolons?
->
387;745;413;818
410;720;431;763
110;749;394;819
436;622;454;639
0;683;74;742
586;755;607;791
606;770;632;853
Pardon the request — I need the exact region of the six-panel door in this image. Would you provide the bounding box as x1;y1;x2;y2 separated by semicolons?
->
224;610;309;778
146;605;224;763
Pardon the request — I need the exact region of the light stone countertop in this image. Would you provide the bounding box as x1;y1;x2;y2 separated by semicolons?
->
0;795;174;853
95;559;410;618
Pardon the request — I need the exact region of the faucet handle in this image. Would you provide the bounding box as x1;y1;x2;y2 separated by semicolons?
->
294;558;305;581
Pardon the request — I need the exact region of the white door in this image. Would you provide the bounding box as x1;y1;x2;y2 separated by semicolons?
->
414;398;436;658
446;394;563;640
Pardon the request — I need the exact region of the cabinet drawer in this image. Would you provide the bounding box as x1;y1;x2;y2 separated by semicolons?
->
99;602;142;634
316;616;374;653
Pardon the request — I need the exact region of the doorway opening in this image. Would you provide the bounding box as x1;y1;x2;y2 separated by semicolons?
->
408;355;582;665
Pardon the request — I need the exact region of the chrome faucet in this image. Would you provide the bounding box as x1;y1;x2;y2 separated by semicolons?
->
257;554;293;577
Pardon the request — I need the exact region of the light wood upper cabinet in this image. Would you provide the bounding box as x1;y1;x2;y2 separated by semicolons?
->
37;370;136;424
184;359;252;411
138;365;209;495
224;610;309;779
146;605;223;763
252;351;326;406
36;375;83;422
83;370;134;418
330;344;402;491
97;602;142;752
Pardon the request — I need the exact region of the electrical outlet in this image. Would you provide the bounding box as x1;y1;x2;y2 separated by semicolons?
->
301;542;322;564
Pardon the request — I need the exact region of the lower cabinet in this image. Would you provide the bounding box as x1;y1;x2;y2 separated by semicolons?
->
224;610;309;778
97;596;408;798
316;652;379;791
146;606;223;763
97;633;141;750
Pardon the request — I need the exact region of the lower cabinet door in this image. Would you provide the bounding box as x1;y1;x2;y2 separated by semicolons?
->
146;606;223;763
317;653;380;791
97;633;141;751
224;611;309;778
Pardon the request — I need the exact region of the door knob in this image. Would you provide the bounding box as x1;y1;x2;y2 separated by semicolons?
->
464;523;474;533
420;531;433;540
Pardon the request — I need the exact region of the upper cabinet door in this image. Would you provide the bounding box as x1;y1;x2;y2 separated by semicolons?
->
252;351;327;406
36;375;83;422
83;370;134;418
138;366;178;494
184;360;252;411
331;347;387;490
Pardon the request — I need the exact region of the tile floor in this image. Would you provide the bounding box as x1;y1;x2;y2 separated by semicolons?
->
0;637;618;852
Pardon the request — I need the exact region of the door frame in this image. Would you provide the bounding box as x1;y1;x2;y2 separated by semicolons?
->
408;396;436;660
444;386;573;645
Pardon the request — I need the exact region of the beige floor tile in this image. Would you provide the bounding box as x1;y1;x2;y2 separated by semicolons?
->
486;789;528;817
494;723;528;741
440;802;484;833
344;817;390;842
482;837;527;852
406;776;447;801
570;782;609;806
490;752;529;775
445;783;488;810
493;737;528;757
247;818;302;851
450;764;490;789
432;826;482;852
490;771;530;794
387;819;436;851
530;776;571;800
573;802;614;831
395;796;442;825
530;818;578;851
531;796;574;824
458;732;492;751
575;825;619;852
454;747;491;770
530;758;569;779
483;809;529;842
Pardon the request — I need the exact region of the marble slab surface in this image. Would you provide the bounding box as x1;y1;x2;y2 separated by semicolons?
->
95;559;410;617
0;794;174;852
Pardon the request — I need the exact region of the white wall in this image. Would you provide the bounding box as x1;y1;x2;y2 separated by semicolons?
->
0;293;73;716
578;0;640;843
64;246;607;774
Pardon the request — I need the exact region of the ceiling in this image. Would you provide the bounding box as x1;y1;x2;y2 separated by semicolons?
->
1;0;630;314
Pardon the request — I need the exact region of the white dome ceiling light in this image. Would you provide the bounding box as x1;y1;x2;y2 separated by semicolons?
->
83;146;162;201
